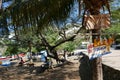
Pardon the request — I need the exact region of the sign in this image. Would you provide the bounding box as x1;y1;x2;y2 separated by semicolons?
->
87;43;111;60
84;14;110;30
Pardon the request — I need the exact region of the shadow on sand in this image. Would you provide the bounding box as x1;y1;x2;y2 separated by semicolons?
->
79;54;92;80
24;61;80;80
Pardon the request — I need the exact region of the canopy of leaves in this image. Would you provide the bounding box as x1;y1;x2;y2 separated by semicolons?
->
106;23;120;34
105;8;120;34
6;0;75;30
111;8;120;23
4;44;19;56
0;10;9;37
2;0;111;32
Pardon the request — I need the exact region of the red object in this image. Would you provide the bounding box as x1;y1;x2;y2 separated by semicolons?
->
0;58;10;60
18;53;25;57
88;43;93;54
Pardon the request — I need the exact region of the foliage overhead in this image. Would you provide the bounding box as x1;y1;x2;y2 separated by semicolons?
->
5;0;75;31
1;0;111;31
105;8;120;34
111;8;120;23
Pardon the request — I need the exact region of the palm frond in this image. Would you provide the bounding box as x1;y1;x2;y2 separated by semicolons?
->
82;0;111;14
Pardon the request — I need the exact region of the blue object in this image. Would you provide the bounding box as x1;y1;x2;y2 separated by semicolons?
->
0;59;11;66
41;55;46;62
40;50;47;62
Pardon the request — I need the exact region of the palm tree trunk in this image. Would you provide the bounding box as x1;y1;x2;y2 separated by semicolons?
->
91;30;103;80
90;14;103;80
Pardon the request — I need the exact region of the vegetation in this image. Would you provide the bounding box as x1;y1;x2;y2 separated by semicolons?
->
0;1;119;80
0;0;119;60
104;8;120;43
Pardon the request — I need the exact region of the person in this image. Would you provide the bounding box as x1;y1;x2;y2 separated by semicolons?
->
26;52;31;61
47;57;53;69
63;50;67;60
19;57;25;66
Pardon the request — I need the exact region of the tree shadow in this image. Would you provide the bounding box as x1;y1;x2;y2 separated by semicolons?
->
0;59;80;80
79;53;92;80
24;61;80;80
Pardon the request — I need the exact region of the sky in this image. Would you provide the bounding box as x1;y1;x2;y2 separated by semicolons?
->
2;1;12;9
111;0;120;10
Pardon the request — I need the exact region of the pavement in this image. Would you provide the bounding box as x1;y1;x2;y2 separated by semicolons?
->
102;48;120;70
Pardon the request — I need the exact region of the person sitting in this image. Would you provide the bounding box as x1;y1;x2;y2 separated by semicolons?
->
18;57;25;66
47;57;53;69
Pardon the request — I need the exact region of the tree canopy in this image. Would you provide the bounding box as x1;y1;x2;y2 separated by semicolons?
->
1;0;111;31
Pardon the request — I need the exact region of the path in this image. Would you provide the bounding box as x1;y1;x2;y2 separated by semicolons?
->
0;56;80;80
102;49;120;70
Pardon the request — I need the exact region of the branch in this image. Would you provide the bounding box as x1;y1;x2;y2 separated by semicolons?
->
59;28;67;40
52;25;83;49
38;32;52;49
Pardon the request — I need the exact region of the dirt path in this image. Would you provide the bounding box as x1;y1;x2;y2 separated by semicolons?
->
0;56;80;80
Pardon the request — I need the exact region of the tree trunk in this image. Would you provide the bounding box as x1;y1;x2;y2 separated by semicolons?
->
28;40;32;60
90;30;103;80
